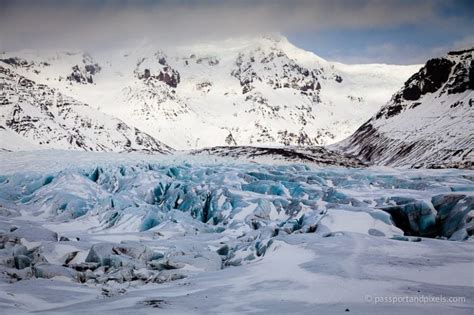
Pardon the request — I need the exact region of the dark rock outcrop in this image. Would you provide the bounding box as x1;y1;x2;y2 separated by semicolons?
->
192;145;366;167
335;48;473;169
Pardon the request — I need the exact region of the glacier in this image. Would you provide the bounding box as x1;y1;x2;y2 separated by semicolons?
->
0;150;473;314
3;156;473;239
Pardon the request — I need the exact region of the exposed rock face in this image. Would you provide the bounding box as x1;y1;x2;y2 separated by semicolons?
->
401;58;454;102
66;54;101;84
335;48;474;169
444;49;474;94
224;132;237;145
67;65;93;84
137;54;180;88
157;66;180;88
0;57;50;70
144;68;151;79
0;57;33;68
231;47;322;103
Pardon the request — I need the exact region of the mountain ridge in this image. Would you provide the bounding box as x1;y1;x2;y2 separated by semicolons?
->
0;63;172;153
0;36;420;150
334;48;473;169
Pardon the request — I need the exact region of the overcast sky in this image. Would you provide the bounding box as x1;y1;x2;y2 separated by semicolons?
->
0;0;472;64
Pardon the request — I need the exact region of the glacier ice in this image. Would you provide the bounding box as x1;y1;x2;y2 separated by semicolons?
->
0;160;473;295
380;200;437;237
1;163;473;240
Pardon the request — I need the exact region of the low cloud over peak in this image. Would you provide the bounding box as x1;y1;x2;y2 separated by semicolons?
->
0;0;472;64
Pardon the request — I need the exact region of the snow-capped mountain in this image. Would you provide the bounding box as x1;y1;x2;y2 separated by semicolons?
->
335;48;474;169
0;36;420;150
0;64;172;153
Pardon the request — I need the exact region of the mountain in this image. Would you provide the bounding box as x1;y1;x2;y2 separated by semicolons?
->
0;64;172;153
334;48;474;168
0;36;419;150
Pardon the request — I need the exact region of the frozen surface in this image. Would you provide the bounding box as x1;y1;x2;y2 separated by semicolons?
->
0;150;473;314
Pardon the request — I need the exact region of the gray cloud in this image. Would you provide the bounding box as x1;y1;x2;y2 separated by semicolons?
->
0;0;442;52
326;34;474;64
335;43;428;64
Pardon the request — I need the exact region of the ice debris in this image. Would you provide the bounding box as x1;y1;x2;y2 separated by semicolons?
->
0;163;472;288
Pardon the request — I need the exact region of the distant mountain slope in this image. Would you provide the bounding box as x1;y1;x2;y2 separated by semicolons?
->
0;65;172;153
192;145;365;167
0;36;419;149
335;48;474;169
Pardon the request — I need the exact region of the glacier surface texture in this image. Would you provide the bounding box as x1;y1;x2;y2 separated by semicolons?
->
0;151;473;314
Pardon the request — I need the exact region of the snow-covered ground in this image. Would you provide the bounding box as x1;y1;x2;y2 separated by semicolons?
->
0;151;472;314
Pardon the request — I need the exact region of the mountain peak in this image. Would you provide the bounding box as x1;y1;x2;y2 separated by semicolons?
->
1;38;419;150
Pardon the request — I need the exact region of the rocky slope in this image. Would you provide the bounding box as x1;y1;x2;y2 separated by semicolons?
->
335;48;474;168
0;64;172;153
192;145;365;167
0;36;419;150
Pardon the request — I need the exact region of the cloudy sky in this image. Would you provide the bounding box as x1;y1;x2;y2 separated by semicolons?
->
0;0;472;64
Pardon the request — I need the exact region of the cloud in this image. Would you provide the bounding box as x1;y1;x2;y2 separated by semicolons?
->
326;34;474;65
451;35;474;50
326;43;426;64
0;0;443;52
